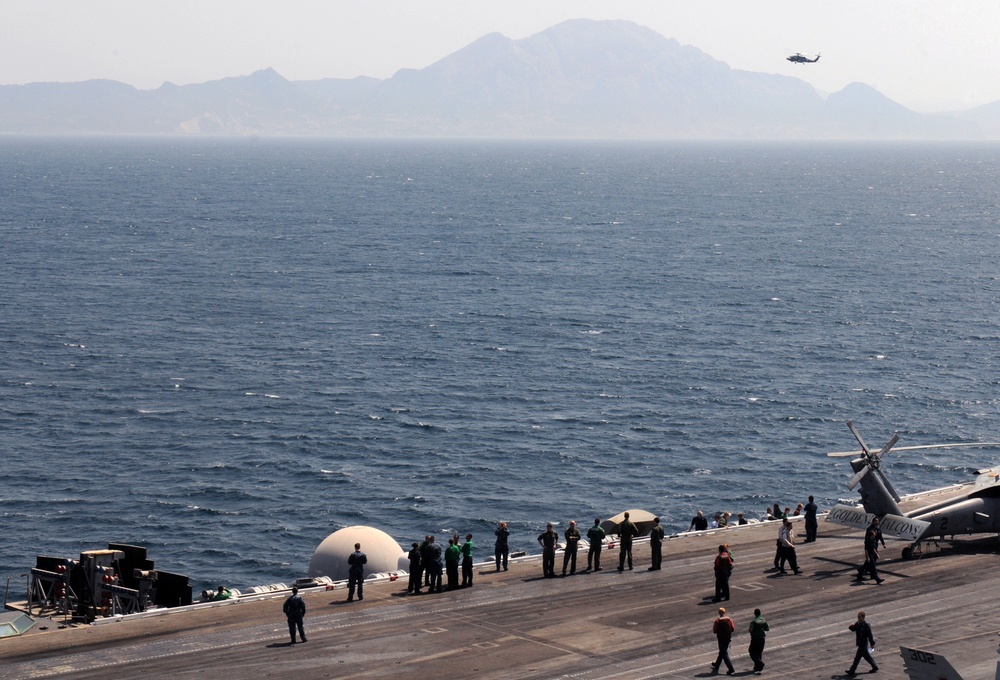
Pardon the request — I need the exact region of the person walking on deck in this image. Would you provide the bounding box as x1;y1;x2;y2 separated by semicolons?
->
747;608;769;674
845;611;878;676
711;607;736;675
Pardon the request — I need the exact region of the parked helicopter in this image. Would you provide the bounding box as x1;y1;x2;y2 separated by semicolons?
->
787;52;821;64
826;421;1000;558
900;646;1000;680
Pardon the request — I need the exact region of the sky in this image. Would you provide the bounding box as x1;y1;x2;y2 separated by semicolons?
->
2;1;999;113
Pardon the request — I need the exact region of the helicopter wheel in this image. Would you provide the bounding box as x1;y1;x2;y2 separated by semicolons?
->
902;545;914;560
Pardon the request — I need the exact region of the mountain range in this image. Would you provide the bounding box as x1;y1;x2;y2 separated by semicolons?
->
2;19;998;139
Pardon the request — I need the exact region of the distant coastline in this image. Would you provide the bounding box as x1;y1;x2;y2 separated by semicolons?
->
2;20;998;139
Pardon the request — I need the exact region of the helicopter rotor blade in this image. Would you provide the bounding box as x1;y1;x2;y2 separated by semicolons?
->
874;433;900;461
828;450;866;458
848;465;870;491
877;468;902;503
828;449;867;458
827;441;1000;457
881;442;1000;452
846;420;871;456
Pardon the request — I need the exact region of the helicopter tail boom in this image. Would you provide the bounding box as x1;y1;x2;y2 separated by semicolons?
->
851;455;905;516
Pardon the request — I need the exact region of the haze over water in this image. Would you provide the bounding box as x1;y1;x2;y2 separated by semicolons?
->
2;138;999;592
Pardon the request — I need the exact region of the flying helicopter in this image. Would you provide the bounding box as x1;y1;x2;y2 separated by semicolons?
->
787;52;821;64
826;421;1000;559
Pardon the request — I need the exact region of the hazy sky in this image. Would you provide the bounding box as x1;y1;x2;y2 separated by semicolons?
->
3;1;998;112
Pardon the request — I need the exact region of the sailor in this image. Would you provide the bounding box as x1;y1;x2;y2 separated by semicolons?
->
777;518;801;574
283;586;307;644
494;522;510;571
688;510;709;532
617;512;639;571
747;607;769;674
858;517;885;583
845;611;878;676
647;517;665;571
426;536;443;592
347;542;367;602
857;520;884;584
212;585;232;601
586;518;605;571
711;606;736;675
461;533;474;587
407;542;423;594
419;535;433;588
537;523;559;578
713;543;733;602
773;519;783;571
445;538;461;590
562;521;581;576
803;496;819;542
871;516;886;548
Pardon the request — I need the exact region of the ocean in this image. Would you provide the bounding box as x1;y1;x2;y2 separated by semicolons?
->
2;137;999;593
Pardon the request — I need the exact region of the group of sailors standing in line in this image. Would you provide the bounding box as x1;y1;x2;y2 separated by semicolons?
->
404;533;476;594
534;512;667;578
386;496;891;610
524;499;823;583
399;497;827;595
403;511;666;596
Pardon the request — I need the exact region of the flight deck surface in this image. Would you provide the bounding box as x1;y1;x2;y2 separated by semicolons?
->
3;501;999;679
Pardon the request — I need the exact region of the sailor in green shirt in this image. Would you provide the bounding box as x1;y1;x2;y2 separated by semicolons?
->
562;521;581;576
461;533;474;587
748;608;770;674
586;518;605;571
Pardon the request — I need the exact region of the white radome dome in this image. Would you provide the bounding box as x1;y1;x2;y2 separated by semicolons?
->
308;525;407;580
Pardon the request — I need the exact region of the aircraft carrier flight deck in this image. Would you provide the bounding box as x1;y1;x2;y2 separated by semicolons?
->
3;488;1000;680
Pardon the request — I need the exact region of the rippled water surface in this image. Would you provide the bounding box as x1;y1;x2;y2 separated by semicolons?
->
2;138;1000;591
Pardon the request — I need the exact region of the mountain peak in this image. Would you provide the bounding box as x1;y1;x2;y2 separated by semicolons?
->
247;67;288;82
